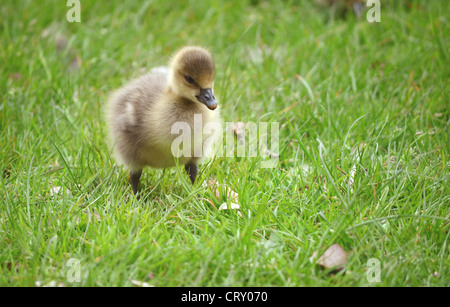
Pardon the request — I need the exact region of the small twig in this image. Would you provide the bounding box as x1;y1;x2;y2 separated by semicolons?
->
336;165;347;176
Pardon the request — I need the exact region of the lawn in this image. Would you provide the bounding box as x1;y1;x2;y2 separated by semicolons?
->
0;0;448;287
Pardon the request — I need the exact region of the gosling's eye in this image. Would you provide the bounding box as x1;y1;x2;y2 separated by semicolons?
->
184;75;195;85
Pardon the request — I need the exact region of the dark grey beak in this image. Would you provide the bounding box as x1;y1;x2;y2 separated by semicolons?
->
196;88;217;110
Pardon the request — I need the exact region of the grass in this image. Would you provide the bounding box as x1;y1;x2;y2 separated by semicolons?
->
0;0;449;287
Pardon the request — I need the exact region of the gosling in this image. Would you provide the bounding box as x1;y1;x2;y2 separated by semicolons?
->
106;46;221;196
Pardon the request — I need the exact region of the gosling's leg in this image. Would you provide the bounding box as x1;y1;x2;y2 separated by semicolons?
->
130;169;142;196
185;162;198;185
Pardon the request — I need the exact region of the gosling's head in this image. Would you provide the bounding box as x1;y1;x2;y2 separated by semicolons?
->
169;46;217;110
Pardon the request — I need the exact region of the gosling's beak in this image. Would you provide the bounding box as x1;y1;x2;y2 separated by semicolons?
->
196;88;217;110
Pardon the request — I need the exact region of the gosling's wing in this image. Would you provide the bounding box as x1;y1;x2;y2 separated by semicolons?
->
107;71;167;133
149;66;169;75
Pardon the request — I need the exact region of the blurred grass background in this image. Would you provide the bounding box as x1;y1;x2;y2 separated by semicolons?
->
0;0;448;286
